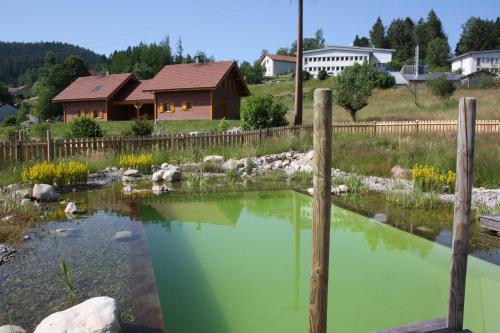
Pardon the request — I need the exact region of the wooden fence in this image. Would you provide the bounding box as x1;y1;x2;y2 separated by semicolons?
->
1;120;498;163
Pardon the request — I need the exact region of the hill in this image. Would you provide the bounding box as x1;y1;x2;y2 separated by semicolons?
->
0;41;106;84
248;79;500;122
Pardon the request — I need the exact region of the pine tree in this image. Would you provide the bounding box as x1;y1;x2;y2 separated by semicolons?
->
353;35;370;47
426;10;447;42
425;38;450;68
414;18;429;59
387;18;416;62
175;37;184;64
370;17;387;48
455;17;498;54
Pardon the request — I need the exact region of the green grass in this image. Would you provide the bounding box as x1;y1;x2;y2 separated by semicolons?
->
247;80;500;123
0;119;241;141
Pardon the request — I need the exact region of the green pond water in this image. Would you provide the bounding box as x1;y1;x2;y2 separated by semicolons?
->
140;190;500;333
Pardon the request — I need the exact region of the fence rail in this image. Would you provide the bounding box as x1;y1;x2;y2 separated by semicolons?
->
1;120;498;163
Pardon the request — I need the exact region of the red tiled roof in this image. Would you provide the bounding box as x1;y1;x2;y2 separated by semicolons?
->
266;54;297;63
120;80;154;102
53;73;133;102
144;61;240;92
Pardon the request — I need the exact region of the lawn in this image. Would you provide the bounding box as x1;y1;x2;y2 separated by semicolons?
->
248;80;500;123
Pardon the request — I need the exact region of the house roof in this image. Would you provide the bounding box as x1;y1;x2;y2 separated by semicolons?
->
112;79;154;103
143;61;249;95
303;45;395;54
265;54;296;63
403;72;463;82
53;73;133;102
450;49;500;62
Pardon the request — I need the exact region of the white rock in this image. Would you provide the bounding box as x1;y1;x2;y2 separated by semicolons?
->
203;155;225;166
32;184;58;202
123;169;140;177
160;163;170;170
162;168;181;182
34;296;120;333
332;184;349;195
123;186;132;193
307;188;314;195
20;198;32;206
152;170;165;182
0;325;26;333
371;213;388;223
223;159;243;171
64;202;78;215
152;183;170;194
113;230;133;241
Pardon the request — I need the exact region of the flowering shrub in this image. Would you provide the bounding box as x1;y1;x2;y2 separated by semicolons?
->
412;165;456;193
22;161;89;186
119;153;153;173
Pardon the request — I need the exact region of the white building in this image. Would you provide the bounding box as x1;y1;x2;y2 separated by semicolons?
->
450;50;500;76
303;45;395;77
260;54;296;77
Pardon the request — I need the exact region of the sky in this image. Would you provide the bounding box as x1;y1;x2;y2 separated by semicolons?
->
2;0;499;62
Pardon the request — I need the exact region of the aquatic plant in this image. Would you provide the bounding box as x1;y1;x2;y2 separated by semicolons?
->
412;164;456;193
22;161;89;186
60;254;77;305
290;171;312;183
119;153;153;173
332;174;368;194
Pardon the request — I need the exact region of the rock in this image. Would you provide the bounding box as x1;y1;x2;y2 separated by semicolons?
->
123;169;141;177
371;213;388;223
64;202;78;215
34;296;121;333
180;162;200;172
152;183;170;194
32;184;58;202
307;188;314;195
160;163;170;170
332;184;348;195
390;165;411;179
123;186;132;193
223;159;243;171
152;170;165;182
0;244;17;265
113;230;138;242
203;155;225;167
0;325;26;333
20;198;32;206
162;167;181;182
15;189;31;199
1;215;13;222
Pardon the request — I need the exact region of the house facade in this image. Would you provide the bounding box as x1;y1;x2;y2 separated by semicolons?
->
450;50;500;76
260;54;296;77
53;61;249;122
303;45;395;77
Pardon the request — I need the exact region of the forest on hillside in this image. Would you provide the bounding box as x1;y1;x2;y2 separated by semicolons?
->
0;41;106;84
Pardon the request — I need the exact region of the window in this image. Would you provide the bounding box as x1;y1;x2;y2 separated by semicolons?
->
77;110;85;117
98;111;104;119
182;101;193;111
90;110;97;118
160;102;175;113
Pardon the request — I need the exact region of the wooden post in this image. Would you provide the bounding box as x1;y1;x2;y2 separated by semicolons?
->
293;0;303;125
16;130;24;163
447;97;476;330
46;130;52;162
309;88;333;333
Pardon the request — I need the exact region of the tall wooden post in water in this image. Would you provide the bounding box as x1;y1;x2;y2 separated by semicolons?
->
447;97;476;330
309;88;332;333
293;0;303;125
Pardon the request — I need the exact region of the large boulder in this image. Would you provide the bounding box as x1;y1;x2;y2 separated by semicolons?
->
34;296;120;333
162;166;181;182
64;202;78;215
32;184;58;202
123;169;140;177
223;159;243;172
0;325;26;333
203;155;225;171
151;170;165;182
390;165;411;179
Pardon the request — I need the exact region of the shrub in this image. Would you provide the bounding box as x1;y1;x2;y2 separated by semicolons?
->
1;128;17;142
375;73;396;89
130;120;153;136
317;69;328;80
2;115;17;126
384;60;403;71
476;76;496;89
70;117;103;138
211;117;230;133
412;165;456;193
241;95;288;130
292;70;311;81
119;153;153;173
22;161;89;186
426;77;456;99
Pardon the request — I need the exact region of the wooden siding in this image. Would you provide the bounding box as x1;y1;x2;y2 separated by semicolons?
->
155;90;212;120
64;100;107;122
212;74;242;120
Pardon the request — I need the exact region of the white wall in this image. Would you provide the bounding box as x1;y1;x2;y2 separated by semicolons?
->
303;48;393;77
261;56;295;77
452;51;500;75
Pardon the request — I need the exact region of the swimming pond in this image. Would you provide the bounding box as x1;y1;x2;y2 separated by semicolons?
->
1;187;499;332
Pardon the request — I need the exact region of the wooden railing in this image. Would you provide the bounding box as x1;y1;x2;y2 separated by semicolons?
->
1;120;498;163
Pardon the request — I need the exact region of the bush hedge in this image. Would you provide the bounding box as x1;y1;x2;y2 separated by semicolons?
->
70;117;103;138
241;95;288;130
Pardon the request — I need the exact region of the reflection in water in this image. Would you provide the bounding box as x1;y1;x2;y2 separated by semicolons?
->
140;190;500;333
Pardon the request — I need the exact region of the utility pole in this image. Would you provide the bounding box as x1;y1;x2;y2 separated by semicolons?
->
293;0;303;125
